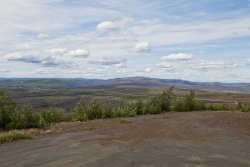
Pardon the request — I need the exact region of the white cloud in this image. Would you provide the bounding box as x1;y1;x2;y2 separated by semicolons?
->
4;51;74;67
161;53;193;61
65;32;97;42
47;48;67;55
98;35;137;43
16;43;35;50
5;52;40;63
136;67;153;73
114;63;127;69
47;48;90;58
190;61;238;71
156;63;175;71
131;17;250;46
37;33;50;39
65;49;90;58
129;42;151;53
0;1;249;81
96;17;133;31
144;67;152;72
246;59;250;65
89;57;126;65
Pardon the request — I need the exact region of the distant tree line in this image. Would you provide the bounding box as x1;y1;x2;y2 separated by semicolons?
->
0;87;249;130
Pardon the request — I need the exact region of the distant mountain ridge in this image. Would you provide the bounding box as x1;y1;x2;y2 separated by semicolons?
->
0;77;250;93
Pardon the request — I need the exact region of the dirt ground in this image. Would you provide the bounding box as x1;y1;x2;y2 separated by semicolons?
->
0;111;250;167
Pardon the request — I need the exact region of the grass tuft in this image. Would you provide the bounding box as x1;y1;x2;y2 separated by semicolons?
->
0;131;33;144
119;119;132;125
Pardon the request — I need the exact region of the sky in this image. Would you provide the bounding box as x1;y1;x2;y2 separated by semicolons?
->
0;0;250;82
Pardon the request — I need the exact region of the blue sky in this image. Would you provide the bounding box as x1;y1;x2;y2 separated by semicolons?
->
0;0;250;82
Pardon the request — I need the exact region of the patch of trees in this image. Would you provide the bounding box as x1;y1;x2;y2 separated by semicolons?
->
0;90;66;130
0;87;249;130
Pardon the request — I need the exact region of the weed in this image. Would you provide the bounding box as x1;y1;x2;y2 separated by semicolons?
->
0;131;33;144
119;119;132;124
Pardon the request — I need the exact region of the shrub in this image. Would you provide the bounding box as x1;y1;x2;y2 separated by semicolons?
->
6;105;45;130
147;102;162;114
72;97;88;122
87;100;103;120
19;105;43;129
101;104;113;119
195;101;206;111
111;106;123;118
160;86;176;111
0;90;18;130
237;102;250;112
41;108;64;124
173;98;186;112
147;86;175;114
174;91;206;112
73;98;104;121
134;99;145;115
184;90;196;111
123;103;136;117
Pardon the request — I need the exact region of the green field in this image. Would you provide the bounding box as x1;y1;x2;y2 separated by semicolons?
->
2;85;250;112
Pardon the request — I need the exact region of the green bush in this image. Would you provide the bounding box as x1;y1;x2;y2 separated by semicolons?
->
174;91;206;112
87;100;103;120
73;98;104;121
6;105;44;130
237;102;250;112
123;103;137;117
184;90;196;111
21;105;42;129
147;86;175;114
111;106;123;118
173;99;186;112
41;108;64;124
195;101;207;111
72;97;88;122
134;99;145;115
0;90;17;130
0;90;70;130
101;104;113;118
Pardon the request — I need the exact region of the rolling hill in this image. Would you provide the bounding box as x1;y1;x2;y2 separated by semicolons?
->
0;77;250;93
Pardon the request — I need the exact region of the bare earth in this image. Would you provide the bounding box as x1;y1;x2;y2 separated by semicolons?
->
0;111;250;167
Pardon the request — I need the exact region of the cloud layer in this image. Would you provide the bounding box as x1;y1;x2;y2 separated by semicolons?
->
89;57;126;66
129;42;151;53
97;17;133;31
156;63;176;71
4;51;74;67
161;53;193;61
0;0;249;82
190;61;238;71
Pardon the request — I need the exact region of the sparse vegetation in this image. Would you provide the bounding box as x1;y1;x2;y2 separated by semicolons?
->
0;90;18;130
237;101;250;112
119;119;132;124
0;86;249;134
0;89;73;131
174;91;206;112
0;130;33;144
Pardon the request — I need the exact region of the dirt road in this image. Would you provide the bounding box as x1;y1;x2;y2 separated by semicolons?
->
0;111;250;167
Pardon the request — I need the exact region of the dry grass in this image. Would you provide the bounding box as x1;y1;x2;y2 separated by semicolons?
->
0;131;33;144
0;122;87;144
0;126;57;144
119;119;132;125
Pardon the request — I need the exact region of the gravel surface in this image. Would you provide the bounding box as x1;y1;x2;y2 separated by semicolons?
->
0;111;249;167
